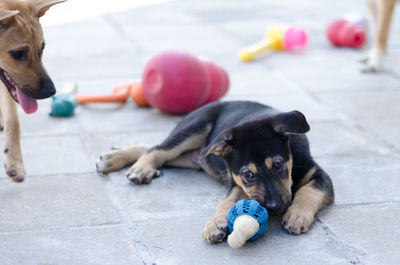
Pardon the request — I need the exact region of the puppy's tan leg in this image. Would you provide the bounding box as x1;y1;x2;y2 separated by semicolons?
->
165;151;199;169
96;145;148;173
202;186;248;244
0;85;25;182
363;0;396;72
282;179;330;235
126;129;210;184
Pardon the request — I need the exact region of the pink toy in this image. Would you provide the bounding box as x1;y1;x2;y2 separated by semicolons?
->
238;26;308;62
326;19;366;48
142;51;229;114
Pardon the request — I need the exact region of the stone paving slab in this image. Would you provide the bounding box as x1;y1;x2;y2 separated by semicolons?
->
0;135;92;178
108;169;226;222
285;71;400;93
319;203;400;265
0;226;142;265
318;91;400;120
357;119;400;151
138;217;350;265
0;174;120;232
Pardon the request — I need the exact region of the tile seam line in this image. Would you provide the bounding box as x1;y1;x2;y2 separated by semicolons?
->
96;176;157;265
0;222;124;236
316;218;366;265
332;200;400;208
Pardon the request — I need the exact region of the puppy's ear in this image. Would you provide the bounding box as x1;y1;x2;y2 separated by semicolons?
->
271;110;310;135
31;0;66;18
206;130;233;157
0;9;20;25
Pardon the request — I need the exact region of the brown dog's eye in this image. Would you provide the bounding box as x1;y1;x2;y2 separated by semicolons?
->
9;50;28;61
243;170;255;181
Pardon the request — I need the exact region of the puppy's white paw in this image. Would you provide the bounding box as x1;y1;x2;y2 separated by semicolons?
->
126;163;160;184
282;206;314;235
96;150;129;173
202;215;228;244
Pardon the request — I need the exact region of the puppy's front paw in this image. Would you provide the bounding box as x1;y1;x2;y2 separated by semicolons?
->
96;149;129;174
202;215;228;244
126;164;160;184
282;206;314;235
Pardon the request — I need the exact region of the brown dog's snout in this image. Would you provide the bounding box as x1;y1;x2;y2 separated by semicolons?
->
30;77;56;99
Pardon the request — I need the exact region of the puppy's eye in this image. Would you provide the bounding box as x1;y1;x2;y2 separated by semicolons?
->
243;171;255;181
9;50;28;61
273;162;283;170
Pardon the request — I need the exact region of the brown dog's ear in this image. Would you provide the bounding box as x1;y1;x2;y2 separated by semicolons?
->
205;130;233;157
31;0;66;18
0;9;20;25
271;110;310;135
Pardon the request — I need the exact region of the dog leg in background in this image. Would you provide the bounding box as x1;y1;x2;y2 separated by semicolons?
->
0;110;3;131
282;166;334;235
0;86;25;182
361;0;380;63
363;0;396;73
202;186;248;244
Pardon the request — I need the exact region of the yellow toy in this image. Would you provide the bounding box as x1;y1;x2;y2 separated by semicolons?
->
238;26;308;62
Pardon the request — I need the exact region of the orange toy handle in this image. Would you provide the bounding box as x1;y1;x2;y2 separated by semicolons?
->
76;84;132;104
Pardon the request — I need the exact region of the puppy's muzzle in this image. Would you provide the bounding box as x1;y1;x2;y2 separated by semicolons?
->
31;77;56;99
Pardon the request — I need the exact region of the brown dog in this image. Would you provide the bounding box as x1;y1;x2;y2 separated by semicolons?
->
0;0;65;182
362;0;397;72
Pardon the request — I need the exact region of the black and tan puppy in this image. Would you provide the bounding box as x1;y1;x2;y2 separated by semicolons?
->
96;101;334;243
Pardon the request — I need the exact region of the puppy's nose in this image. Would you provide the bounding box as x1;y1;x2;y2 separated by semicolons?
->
35;78;56;99
265;200;282;215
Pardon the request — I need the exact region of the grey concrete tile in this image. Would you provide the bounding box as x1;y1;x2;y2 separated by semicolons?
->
43;17;132;58
229;68;299;96
117;24;242;56
319;204;400;265
107;5;199;26
285;71;400;93
357;119;400;150
84;131;169;164
0;135;92;178
307;121;386;158
298;121;398;205
318;91;400;120
108;168;226;222
0;226;141;265
225;93;339;122
44;53;144;81
138;217;350;265
16;99;80;137
0;174;120;232
76;102;181;134
318;154;400;205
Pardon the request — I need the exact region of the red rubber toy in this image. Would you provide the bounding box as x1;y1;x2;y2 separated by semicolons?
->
326;19;366;48
142;51;229;114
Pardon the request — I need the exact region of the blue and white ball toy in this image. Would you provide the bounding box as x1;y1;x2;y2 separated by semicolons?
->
227;199;269;248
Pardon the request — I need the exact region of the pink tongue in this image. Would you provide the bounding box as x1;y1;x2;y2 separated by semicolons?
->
16;87;38;114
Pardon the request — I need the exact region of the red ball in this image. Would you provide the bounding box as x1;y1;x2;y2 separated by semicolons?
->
202;60;229;104
326;19;365;48
142;51;229;114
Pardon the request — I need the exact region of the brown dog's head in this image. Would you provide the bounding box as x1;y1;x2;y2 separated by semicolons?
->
0;0;65;114
207;111;310;215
